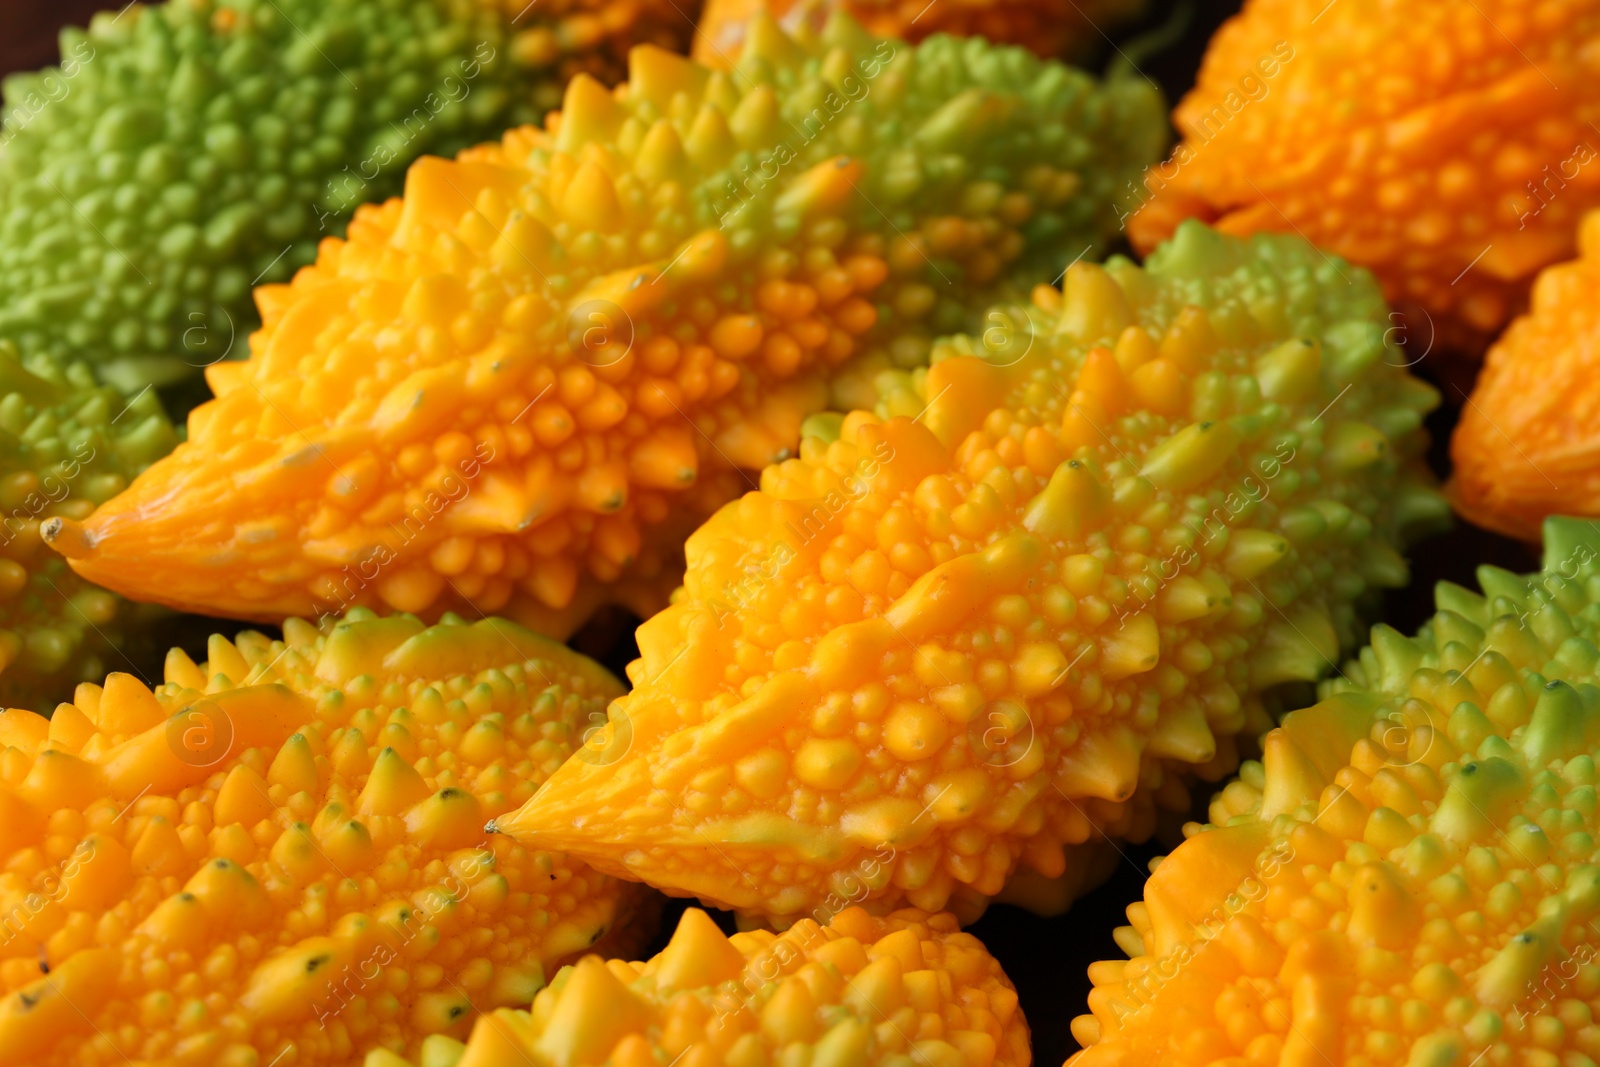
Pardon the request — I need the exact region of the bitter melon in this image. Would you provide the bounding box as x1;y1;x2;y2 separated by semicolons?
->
45;20;1165;636
1072;514;1600;1065
0;609;647;1066
1453;211;1600;541
491;221;1447;926
1126;0;1600;354
0;0;698;394
0;343;176;706
365;906;1029;1067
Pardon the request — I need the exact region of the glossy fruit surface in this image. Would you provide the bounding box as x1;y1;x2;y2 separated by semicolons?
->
1453;212;1600;541
367;906;1029;1067
48;21;1164;637
493;221;1446;926
0;610;647;1066
1073;515;1600;1066
1127;0;1600;354
0;0;699;393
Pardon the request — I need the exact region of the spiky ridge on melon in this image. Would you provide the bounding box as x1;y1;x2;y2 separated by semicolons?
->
1125;0;1600;354
364;906;1029;1067
0;343;177;705
0;609;649;1066
490;221;1446;926
1071;515;1600;1066
0;0;698;394
44;17;1164;637
691;0;1147;66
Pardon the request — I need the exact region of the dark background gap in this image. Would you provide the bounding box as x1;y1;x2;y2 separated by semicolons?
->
0;0;1537;1060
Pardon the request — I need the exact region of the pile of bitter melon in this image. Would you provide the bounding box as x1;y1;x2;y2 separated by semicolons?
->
2;0;1595;1064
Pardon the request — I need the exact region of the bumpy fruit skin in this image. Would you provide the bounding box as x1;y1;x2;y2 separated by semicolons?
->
491;221;1446;926
0;0;698;394
0;609;648;1067
1453;212;1600;541
47;23;1165;637
1126;0;1600;354
692;0;1146;65
364;906;1029;1067
1070;515;1600;1064
0;344;177;706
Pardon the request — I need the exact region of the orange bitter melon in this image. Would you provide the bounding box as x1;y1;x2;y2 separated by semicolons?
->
1126;0;1600;354
365;906;1029;1067
1072;515;1600;1065
692;0;1147;66
44;18;1165;638
0;609;648;1066
1453;211;1600;542
489;221;1447;926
